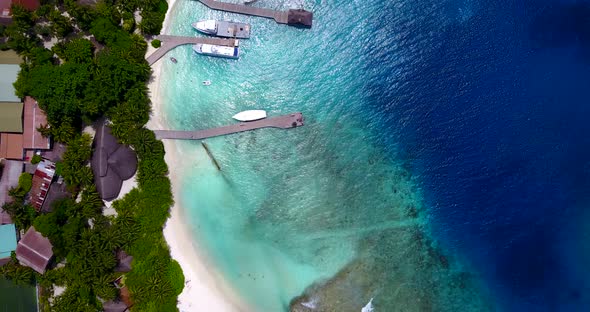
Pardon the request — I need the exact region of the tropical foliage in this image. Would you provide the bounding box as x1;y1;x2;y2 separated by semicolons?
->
9;172;33;199
2;1;183;311
31;154;42;164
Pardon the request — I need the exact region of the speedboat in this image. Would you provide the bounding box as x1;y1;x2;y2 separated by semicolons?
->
193;43;239;59
361;298;374;312
192;20;251;39
202;80;211;86
232;110;267;122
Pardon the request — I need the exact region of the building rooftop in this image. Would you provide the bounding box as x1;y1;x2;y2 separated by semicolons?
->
0;50;21;64
30;159;55;211
0;102;23;133
16;226;53;274
40;181;69;213
0;223;17;259
102;300;128;312
0;133;23;160
0;0;11;20
91;123;137;201
22;97;50;150
0;212;12;225
0;64;20;102
0;0;39;16
12;0;39;11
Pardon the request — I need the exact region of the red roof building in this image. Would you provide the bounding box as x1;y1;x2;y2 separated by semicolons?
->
0;133;23;160
0;0;39;24
30;159;55;211
15;226;53;274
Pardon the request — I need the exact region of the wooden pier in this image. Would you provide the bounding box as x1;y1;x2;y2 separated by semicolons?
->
195;0;313;27
146;35;238;65
154;113;304;140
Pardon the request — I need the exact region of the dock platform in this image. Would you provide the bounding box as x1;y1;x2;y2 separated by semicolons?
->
195;0;313;27
154;113;304;140
146;35;238;65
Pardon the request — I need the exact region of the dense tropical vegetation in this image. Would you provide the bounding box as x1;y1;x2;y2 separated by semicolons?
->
1;0;183;311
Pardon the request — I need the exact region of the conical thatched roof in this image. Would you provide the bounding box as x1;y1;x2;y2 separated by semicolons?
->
91;122;137;201
108;147;137;180
95;169;123;201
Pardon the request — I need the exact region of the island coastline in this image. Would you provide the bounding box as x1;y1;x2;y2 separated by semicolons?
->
146;0;254;311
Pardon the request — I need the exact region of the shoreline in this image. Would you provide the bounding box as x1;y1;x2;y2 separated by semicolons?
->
146;1;253;311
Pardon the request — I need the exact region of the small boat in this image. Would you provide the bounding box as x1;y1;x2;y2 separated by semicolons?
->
203;80;211;86
232;110;267;122
192;20;251;39
170;57;177;63
361;298;374;312
193;43;239;59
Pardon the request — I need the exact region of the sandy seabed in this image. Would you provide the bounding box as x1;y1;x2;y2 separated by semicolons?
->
145;1;253;311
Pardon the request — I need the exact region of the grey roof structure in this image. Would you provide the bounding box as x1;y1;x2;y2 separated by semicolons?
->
115;250;133;273
15;227;53;274
91;123;137;201
0;64;20;102
102;300;128;312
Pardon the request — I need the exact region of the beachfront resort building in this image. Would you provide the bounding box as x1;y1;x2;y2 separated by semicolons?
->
0;52;51;161
15;226;53;274
91;122;137;201
0;223;17;266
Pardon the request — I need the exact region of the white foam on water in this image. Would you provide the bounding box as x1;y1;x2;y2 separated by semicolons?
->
361;297;374;312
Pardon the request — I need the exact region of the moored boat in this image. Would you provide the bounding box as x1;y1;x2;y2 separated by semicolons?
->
192;20;251;39
193;43;240;59
232;110;267;122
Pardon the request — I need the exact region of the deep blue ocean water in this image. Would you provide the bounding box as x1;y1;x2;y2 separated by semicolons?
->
371;0;590;310
161;0;590;310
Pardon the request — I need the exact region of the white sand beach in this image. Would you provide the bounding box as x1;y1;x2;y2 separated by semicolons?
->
146;1;252;311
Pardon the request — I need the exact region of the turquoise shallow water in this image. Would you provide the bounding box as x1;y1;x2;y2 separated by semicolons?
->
160;0;491;310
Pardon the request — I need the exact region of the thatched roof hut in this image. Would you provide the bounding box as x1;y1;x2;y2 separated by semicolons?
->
91;123;137;201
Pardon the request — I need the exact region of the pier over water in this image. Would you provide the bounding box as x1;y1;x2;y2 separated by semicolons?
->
146;35;238;65
194;0;313;27
154;113;304;140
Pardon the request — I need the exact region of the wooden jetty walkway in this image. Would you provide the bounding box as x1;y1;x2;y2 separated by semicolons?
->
195;0;313;27
154;113;304;140
146;35;238;65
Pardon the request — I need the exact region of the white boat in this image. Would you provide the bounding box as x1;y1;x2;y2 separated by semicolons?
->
203;80;211;86
232;110;267;122
193;43;239;59
361;298;374;312
192;20;217;35
192;20;251;39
